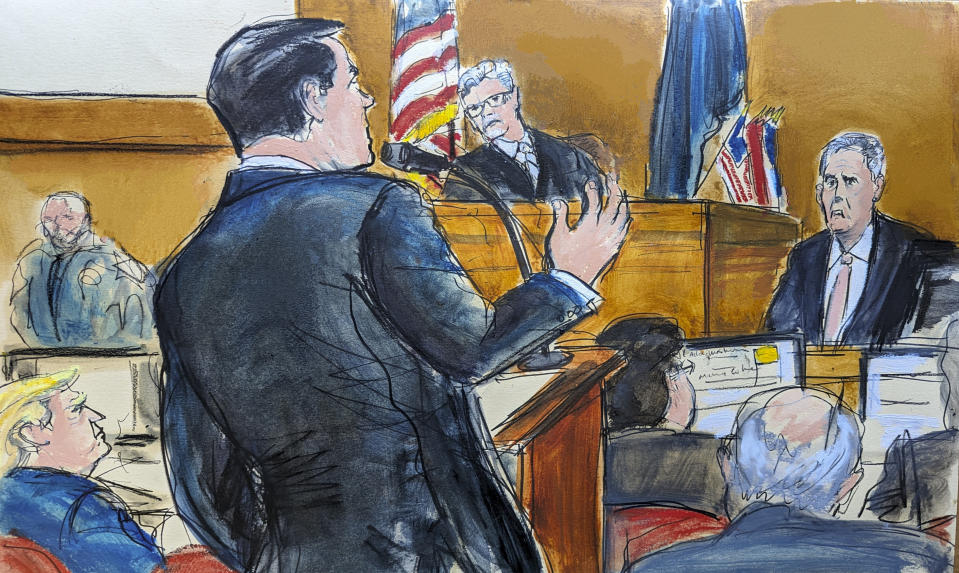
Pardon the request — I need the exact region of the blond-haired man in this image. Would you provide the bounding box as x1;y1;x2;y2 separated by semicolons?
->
0;370;163;573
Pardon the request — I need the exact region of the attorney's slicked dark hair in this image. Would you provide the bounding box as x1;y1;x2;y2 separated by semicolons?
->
208;18;345;154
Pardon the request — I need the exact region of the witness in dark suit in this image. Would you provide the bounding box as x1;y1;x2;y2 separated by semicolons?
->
765;132;938;347
153;19;629;573
442;59;605;203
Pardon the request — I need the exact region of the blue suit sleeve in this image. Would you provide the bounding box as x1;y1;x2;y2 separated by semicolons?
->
359;182;595;382
62;490;165;573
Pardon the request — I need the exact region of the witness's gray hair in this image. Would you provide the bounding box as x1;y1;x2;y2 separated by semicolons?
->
819;132;886;183
458;59;515;97
727;389;863;512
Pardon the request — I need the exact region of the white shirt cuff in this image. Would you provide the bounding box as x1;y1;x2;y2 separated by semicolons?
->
548;269;602;309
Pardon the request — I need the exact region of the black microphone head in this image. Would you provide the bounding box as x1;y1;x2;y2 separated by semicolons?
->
380;142;451;175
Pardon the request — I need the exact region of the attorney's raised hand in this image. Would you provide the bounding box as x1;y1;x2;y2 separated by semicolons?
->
547;175;631;287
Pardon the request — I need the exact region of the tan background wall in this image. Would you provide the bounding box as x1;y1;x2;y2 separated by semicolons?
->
0;98;235;344
0;96;235;269
746;1;959;240
1;0;957;345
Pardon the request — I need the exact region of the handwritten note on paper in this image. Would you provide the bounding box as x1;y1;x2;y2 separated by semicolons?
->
681;338;799;437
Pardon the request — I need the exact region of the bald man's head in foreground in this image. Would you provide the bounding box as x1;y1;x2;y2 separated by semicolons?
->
722;388;864;514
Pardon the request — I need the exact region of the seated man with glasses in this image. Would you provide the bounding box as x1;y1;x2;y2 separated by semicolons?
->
442;59;608;203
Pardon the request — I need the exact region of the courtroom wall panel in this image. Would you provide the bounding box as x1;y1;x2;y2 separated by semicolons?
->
745;1;958;241
0;96;234;268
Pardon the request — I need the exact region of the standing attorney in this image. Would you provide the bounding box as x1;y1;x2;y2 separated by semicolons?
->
154;18;629;573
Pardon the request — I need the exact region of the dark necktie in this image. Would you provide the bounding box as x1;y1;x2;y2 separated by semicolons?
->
46;253;70;342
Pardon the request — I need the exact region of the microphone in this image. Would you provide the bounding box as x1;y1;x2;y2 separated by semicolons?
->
380;140;571;371
380;142;451;174
380;141;534;280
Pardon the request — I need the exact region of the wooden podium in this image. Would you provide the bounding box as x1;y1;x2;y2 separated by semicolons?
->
434;199;800;342
491;349;625;573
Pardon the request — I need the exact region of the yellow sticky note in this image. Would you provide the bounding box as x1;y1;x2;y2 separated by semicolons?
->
754;345;779;364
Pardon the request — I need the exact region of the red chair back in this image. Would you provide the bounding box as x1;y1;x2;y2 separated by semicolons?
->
605;505;728;573
0;535;70;573
159;545;238;573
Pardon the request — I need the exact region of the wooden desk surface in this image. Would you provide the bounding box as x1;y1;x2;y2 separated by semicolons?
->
803;346;864;412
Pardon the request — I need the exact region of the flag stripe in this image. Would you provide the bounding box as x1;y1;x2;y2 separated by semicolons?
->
428;132;461;151
390;1;460;165
724;149;751;203
392;13;456;61
719;150;746;203
390;64;458;121
398;104;458;143
392;31;457;83
391;86;458;140
745;121;770;205
391;44;458;107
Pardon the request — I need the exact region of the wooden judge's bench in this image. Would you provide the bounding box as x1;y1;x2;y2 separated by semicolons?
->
435;199;802;571
434;199;801;341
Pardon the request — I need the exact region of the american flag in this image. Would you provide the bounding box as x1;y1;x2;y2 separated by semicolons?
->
389;0;461;160
717;105;784;208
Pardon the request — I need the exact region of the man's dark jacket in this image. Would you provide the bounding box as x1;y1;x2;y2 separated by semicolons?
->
630;503;952;572
442;128;602;202
154;168;593;572
865;429;959;527
765;213;936;347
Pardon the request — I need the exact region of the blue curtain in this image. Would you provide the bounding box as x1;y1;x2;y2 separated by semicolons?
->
647;0;747;199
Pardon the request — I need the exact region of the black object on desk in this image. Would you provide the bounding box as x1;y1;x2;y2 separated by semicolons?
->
597;315;685;430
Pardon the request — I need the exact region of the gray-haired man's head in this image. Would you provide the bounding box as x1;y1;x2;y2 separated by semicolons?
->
816;132;885;246
41;191;92;252
723;388;863;514
458;59;524;142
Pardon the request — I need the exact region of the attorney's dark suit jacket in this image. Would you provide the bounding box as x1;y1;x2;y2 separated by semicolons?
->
865;429;959;527
154;168;594;572
765;213;935;347
629;503;952;572
442;128;603;202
